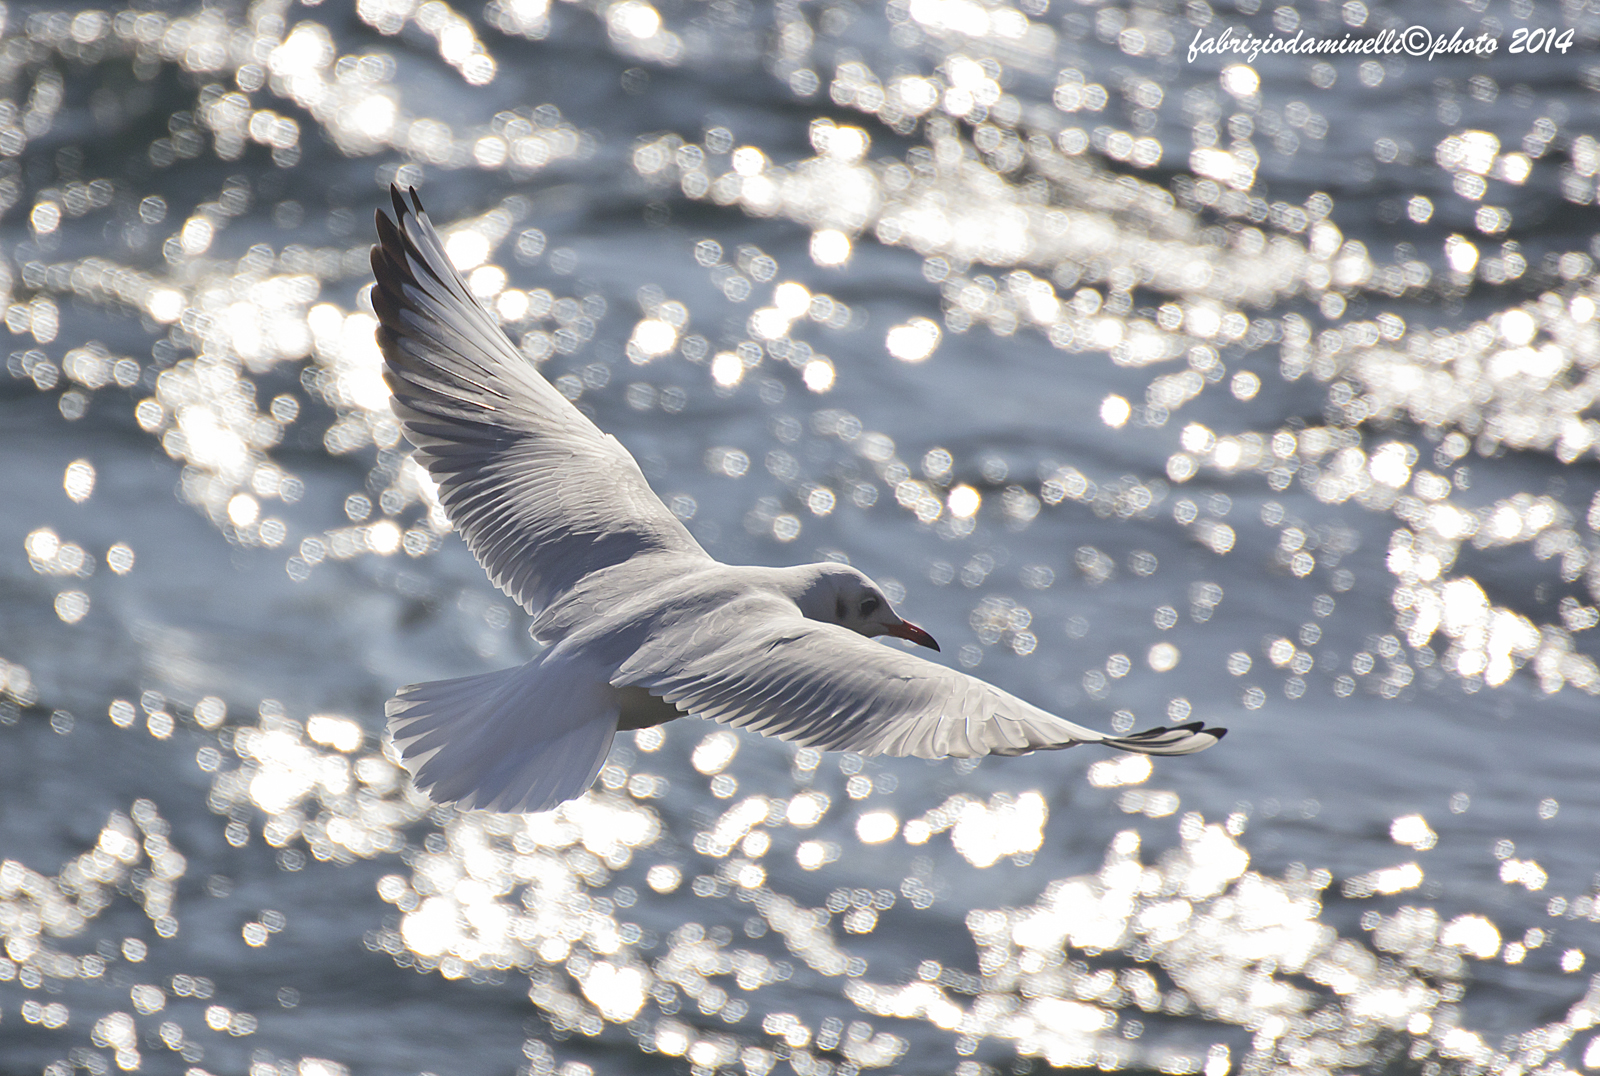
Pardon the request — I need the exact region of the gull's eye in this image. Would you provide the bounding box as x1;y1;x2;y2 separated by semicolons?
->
859;596;880;617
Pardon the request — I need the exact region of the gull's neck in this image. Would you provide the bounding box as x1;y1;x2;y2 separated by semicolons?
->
746;562;839;619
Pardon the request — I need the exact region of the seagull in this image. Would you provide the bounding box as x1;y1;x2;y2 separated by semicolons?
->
369;186;1225;813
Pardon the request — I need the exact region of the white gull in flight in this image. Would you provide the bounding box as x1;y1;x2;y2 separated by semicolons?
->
370;186;1225;813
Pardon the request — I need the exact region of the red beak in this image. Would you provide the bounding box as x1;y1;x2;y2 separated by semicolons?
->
886;619;940;651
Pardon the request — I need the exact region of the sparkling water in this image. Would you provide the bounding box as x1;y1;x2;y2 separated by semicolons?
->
3;1;1600;1074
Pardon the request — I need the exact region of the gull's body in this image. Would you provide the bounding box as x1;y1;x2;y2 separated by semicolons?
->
370;187;1224;813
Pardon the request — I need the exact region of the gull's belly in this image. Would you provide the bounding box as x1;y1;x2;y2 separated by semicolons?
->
615;686;680;730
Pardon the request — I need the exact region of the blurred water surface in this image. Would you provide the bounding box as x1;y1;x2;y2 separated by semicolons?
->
5;1;1600;1074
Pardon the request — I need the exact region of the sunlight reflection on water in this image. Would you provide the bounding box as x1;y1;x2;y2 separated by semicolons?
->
4;0;1600;1073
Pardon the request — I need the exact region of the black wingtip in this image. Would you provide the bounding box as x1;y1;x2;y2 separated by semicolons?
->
389;183;409;223
1173;721;1228;740
1105;719;1228;756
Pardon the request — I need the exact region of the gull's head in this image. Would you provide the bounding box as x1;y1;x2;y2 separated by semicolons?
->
792;564;939;651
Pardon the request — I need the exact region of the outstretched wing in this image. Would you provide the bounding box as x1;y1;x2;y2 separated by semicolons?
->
613;594;1225;759
371;186;708;616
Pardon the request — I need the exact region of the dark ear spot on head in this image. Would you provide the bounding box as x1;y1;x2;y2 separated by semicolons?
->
835;595;846;621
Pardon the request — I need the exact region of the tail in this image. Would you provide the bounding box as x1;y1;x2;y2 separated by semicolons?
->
386;653;619;813
1102;721;1226;756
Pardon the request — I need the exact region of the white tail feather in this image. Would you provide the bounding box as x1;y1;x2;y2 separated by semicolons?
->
386;653;619;813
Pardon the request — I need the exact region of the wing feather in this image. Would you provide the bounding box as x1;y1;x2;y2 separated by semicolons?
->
371;186;708;615
615;597;1225;759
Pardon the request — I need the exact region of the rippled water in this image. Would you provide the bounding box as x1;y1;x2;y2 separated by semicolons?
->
5;1;1600;1073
